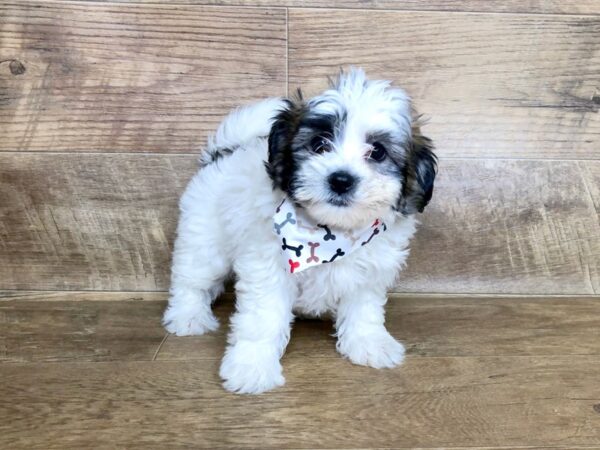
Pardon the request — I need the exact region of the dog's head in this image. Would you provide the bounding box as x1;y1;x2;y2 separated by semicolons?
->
266;68;437;229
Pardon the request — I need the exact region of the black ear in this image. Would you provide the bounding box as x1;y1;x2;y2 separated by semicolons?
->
398;133;437;214
266;93;305;193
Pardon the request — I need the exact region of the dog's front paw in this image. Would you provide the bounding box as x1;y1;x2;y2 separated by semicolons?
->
162;302;219;336
337;330;405;369
219;341;285;394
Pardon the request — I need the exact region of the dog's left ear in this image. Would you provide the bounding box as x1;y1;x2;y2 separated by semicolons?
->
398;129;437;215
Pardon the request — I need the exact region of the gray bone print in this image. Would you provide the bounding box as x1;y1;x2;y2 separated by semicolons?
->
274;212;296;235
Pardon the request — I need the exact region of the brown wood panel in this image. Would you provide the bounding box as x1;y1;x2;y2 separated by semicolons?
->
0;1;286;152
0;153;195;290
398;159;600;294
157;295;600;360
288;10;600;159
580;161;600;219
1;357;599;448
0;297;167;363
579;162;600;292
70;0;600;15
0;290;168;302
1;154;598;293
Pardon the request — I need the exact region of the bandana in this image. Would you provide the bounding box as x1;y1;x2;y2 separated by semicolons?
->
273;198;387;274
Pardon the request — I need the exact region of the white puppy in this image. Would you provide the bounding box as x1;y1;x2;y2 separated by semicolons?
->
163;68;437;394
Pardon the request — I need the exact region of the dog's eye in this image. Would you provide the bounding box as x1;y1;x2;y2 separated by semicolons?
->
310;136;331;154
368;142;387;162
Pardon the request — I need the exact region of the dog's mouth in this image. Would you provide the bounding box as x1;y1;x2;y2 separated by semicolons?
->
327;196;352;207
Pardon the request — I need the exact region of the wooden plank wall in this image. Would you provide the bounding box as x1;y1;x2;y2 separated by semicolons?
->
1;0;599;295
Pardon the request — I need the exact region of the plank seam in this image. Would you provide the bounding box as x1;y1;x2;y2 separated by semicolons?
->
1;151;599;163
287;5;600;17
31;1;600;17
152;333;170;361
2;290;600;298
5;355;600;367
7;0;289;12
285;6;289;97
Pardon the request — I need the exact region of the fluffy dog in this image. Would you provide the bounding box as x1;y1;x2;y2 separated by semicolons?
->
163;68;437;394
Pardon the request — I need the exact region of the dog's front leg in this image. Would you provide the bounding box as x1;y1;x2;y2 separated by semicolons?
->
335;287;405;369
219;250;296;394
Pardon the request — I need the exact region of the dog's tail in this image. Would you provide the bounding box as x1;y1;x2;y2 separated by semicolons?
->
200;97;285;167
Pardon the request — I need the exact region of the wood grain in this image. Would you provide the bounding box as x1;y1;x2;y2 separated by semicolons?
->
0;298;167;363
1;356;599;449
0;1;286;152
3;294;600;363
69;0;600;15
2;295;600;448
0;290;168;302
2;155;598;294
157;295;600;360
0;153;195;290
580;161;600;219
398;159;600;294
579;162;600;293
288;9;600;159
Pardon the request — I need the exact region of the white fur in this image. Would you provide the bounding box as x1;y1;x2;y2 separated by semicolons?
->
164;71;419;394
296;69;412;230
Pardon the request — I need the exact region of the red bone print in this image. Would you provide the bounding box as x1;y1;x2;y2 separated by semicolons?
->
288;259;300;273
306;242;320;263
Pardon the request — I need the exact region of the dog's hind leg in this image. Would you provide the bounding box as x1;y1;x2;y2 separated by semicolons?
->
162;212;230;336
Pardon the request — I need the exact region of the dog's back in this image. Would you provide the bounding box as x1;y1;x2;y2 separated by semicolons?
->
199;98;285;168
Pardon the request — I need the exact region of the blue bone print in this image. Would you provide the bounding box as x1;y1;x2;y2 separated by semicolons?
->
274;212;296;235
317;224;336;241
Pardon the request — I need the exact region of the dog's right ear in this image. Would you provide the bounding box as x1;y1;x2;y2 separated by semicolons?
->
266;91;306;192
398;126;437;215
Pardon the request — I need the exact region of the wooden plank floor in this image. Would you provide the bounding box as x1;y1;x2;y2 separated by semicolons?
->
1;0;600;448
1;293;600;449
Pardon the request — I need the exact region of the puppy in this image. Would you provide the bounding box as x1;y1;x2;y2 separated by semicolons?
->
163;68;437;394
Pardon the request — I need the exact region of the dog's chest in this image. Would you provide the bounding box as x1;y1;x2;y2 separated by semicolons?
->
289;231;402;318
291;264;345;317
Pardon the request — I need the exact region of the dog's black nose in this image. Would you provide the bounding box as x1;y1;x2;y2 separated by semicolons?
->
328;170;356;195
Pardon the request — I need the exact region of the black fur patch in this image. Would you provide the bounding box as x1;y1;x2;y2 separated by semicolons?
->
265;96;306;196
266;94;345;199
202;146;235;167
397;133;437;214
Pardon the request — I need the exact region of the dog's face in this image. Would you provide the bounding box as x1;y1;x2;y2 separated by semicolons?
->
267;69;437;229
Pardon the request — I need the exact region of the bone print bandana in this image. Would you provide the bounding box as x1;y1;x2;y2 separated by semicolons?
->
273;198;387;274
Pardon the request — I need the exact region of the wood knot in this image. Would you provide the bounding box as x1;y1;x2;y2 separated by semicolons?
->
593;403;600;414
9;59;26;76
